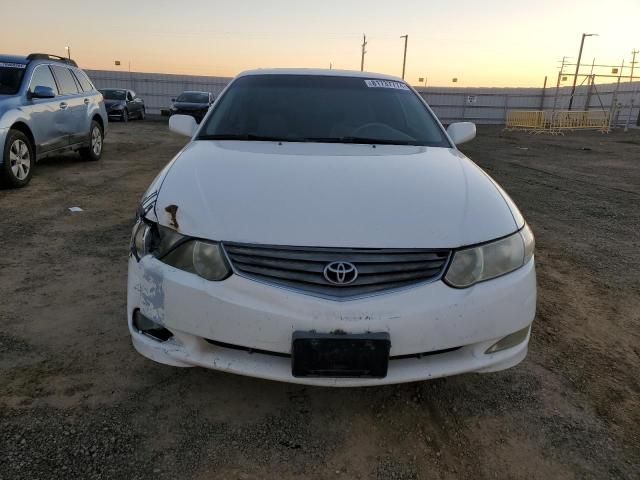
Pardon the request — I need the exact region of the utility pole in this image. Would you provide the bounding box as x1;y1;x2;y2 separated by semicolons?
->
360;34;367;72
568;33;598;110
625;50;639;131
609;59;625;130
553;56;568;112
400;35;408;80
540;75;548;110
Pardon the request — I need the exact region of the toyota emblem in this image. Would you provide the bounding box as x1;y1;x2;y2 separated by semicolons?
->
323;261;358;285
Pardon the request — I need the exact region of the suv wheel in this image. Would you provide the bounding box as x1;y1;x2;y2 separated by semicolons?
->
0;130;34;188
139;108;145;120
122;109;129;122
80;121;103;161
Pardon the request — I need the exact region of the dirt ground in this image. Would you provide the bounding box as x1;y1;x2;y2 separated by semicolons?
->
1;121;638;480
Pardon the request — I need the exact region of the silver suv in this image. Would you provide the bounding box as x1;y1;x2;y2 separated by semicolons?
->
0;53;108;188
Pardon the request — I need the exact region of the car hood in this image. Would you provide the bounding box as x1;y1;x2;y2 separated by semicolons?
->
104;99;125;108
153;141;522;248
0;95;20;121
172;101;208;110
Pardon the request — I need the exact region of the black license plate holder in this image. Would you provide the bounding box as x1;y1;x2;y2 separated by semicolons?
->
292;331;391;378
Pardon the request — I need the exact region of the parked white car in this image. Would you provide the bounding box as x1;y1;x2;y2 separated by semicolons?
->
128;69;536;386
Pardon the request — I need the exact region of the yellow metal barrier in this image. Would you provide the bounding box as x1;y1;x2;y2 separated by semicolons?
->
549;111;610;133
505;110;610;134
505;111;546;130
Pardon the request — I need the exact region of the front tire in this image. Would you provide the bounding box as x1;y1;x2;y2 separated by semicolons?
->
80;121;104;161
122;109;129;122
139;108;145;120
0;130;34;188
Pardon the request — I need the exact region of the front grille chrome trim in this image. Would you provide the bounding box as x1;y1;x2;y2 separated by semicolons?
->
221;242;452;301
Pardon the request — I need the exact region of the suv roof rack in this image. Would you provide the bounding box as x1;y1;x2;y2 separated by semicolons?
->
26;53;78;67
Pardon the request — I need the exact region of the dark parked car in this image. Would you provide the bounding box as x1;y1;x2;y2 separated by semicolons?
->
170;91;213;123
100;88;145;122
0;53;107;188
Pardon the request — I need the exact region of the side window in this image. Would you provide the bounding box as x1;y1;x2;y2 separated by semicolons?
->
74;70;94;92
51;65;79;95
28;65;58;94
70;71;83;92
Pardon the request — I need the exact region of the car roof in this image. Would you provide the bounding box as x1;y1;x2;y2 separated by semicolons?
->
0;54;79;68
0;55;29;65
236;68;405;82
181;91;210;94
100;88;127;91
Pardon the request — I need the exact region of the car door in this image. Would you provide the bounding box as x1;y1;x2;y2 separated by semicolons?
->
71;69;91;137
51;65;85;146
127;90;140;117
24;64;68;154
131;91;144;116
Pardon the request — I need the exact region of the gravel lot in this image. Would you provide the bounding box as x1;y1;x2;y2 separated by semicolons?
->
1;121;638;479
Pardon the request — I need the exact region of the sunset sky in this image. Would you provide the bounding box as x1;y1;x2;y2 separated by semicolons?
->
3;0;639;87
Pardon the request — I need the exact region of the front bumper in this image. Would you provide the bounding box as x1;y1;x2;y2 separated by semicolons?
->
0;127;8;165
127;256;536;386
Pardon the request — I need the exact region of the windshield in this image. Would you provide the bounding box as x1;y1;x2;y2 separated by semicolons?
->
100;89;126;100
0;63;27;95
176;92;209;103
199;75;450;146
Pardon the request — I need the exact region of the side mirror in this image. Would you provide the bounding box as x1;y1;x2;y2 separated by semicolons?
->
169;114;198;137
446;122;476;146
31;85;56;99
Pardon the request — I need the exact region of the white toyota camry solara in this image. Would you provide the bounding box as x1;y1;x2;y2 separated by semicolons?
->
128;69;536;386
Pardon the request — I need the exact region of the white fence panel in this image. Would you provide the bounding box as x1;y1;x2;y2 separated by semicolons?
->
84;69;640;127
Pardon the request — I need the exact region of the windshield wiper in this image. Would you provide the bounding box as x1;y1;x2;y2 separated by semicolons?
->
198;134;422;146
198;134;302;142
303;136;418;146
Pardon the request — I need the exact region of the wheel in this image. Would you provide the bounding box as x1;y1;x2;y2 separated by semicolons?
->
122;109;129;122
80;121;104;161
0;130;34;188
139;108;145;121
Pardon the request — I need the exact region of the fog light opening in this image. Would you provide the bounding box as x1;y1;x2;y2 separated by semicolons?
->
132;309;173;342
485;325;530;354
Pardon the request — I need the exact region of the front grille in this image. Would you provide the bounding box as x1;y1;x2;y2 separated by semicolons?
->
204;337;462;359
223;242;451;299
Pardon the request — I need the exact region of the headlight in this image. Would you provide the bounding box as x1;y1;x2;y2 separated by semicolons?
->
131;219;158;260
130;220;230;281
111;104;124;110
444;224;534;288
161;238;230;281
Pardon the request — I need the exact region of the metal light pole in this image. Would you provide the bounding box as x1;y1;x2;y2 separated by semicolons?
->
568;33;598;110
400;35;408;79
